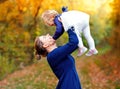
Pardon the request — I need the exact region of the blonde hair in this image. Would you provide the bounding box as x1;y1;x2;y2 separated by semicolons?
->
41;10;59;25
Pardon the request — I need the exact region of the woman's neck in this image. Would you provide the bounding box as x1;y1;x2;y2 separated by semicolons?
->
47;44;57;53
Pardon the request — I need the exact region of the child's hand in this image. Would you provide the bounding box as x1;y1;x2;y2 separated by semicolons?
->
62;6;68;12
67;26;75;32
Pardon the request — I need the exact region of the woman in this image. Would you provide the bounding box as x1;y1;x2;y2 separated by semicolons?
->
34;27;82;89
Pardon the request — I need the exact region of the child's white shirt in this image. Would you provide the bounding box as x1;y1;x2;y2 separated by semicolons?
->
60;10;90;31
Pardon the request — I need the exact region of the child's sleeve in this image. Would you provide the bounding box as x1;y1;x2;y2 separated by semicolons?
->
53;16;64;40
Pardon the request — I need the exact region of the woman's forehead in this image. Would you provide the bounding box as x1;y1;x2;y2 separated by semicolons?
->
39;36;43;40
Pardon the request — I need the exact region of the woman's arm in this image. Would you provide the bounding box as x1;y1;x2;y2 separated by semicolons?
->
57;27;78;55
48;27;78;61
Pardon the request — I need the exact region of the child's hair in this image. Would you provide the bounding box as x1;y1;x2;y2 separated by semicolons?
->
41;10;59;25
34;37;48;60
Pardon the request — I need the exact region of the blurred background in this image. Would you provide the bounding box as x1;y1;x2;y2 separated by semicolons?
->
0;0;120;89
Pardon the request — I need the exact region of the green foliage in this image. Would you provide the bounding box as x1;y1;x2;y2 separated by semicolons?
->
0;55;16;80
0;0;35;80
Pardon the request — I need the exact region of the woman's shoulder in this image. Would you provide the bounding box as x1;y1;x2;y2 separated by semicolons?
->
47;47;59;60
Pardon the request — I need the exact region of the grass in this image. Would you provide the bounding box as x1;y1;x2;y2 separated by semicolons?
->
0;59;57;89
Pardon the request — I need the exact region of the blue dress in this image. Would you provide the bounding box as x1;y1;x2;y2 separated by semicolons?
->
47;29;82;89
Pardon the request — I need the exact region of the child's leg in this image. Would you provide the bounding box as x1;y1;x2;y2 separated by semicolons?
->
76;33;84;48
83;25;98;56
82;25;95;49
74;28;87;56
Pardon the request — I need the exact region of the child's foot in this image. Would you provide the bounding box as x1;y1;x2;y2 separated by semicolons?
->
85;49;98;56
77;47;87;56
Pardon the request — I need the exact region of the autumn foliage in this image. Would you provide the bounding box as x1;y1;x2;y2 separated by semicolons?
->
0;0;118;81
110;0;120;53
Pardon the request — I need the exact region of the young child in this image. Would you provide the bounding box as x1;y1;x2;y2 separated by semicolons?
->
41;8;98;56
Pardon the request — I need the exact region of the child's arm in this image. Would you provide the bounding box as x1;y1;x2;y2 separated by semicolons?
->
52;7;68;40
52;15;64;40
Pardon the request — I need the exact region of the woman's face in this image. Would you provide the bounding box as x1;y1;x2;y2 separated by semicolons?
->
39;34;55;47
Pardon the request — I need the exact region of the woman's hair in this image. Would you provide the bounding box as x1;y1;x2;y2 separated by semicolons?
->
34;37;48;60
41;10;59;25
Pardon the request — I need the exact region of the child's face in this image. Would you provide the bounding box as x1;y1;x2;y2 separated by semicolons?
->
45;17;55;26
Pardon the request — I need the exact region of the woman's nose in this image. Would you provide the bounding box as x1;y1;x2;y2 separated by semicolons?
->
46;34;50;36
46;34;52;38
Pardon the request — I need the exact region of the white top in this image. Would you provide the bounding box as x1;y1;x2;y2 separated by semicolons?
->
60;10;90;31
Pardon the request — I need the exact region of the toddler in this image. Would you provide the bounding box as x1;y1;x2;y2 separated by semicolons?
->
41;8;98;56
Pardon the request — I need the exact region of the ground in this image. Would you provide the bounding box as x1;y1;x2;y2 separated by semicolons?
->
0;51;120;89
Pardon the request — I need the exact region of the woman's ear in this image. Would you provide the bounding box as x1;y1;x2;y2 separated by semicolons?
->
43;43;48;48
